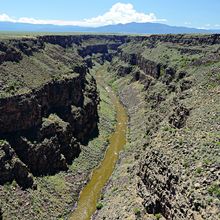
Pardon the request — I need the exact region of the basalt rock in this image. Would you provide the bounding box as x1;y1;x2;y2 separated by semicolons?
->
0;38;44;64
101;34;220;219
78;44;108;58
161;67;176;85
138;150;191;219
1;34;220;219
0;207;2;220
13;159;34;189
169;105;190;128
180;79;192;91
177;71;188;80
0;36;100;187
39;115;80;164
13;136;68;176
0;141;15;184
120;52;162;79
0;141;34;188
0;73;88;134
117;64;133;77
0;46;22;64
143;34;220;46
40;34;128;45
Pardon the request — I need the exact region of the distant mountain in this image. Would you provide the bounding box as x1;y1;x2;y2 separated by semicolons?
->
94;22;217;34
0;22;88;32
0;21;219;34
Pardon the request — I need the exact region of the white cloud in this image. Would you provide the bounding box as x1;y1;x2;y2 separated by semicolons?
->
0;2;166;27
0;13;15;22
84;3;166;26
198;24;220;30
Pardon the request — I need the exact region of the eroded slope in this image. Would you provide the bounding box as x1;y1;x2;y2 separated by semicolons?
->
0;34;220;220
93;34;220;220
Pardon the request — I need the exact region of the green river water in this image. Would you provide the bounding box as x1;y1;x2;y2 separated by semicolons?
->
70;72;128;220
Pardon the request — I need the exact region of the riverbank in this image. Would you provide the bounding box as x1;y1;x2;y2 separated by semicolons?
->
92;64;147;220
0;65;116;220
1;34;220;220
70;64;128;220
93;36;220;219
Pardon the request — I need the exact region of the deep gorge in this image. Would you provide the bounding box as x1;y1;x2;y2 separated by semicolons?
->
0;34;220;220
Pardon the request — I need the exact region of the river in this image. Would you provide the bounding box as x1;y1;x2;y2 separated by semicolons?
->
70;70;128;220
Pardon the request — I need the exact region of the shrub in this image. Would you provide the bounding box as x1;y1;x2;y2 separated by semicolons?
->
208;184;220;198
96;202;104;210
0;139;7;146
196;167;202;174
155;213;162;219
133;207;141;216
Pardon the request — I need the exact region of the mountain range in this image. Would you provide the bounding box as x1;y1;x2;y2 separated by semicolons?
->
0;21;219;34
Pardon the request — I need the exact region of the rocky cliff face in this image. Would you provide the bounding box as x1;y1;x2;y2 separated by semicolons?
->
1;34;220;219
0;34;130;189
0;36;100;188
0;38;44;64
0;75;84;133
0;140;33;188
92;34;220;220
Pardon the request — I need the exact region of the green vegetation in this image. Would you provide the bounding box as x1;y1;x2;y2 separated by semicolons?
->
0;58;116;220
70;78;116;174
195;167;203;174
91;63;147;219
96;202;104;210
98;84;116;126
140;43;202;70
133;207;141;216
0;139;7;146
155;213;162;219
183;161;189;168
1;34;220;220
111;187;118;193
44;176;68;193
208;184;220;198
92;36;220;219
0;42;80;97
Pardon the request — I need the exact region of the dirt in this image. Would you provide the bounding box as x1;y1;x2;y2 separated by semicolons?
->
1;34;220;220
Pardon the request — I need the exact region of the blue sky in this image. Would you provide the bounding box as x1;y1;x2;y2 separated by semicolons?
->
0;0;220;28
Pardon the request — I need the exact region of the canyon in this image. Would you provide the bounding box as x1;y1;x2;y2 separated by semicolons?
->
0;34;219;220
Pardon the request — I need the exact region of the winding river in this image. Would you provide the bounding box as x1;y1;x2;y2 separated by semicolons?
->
70;71;128;220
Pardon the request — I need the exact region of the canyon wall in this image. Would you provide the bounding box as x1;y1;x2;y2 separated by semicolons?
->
93;34;220;219
0;34;219;219
0;34;130;189
0;36;102;188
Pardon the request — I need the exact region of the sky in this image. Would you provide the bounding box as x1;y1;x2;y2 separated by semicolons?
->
0;0;220;29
